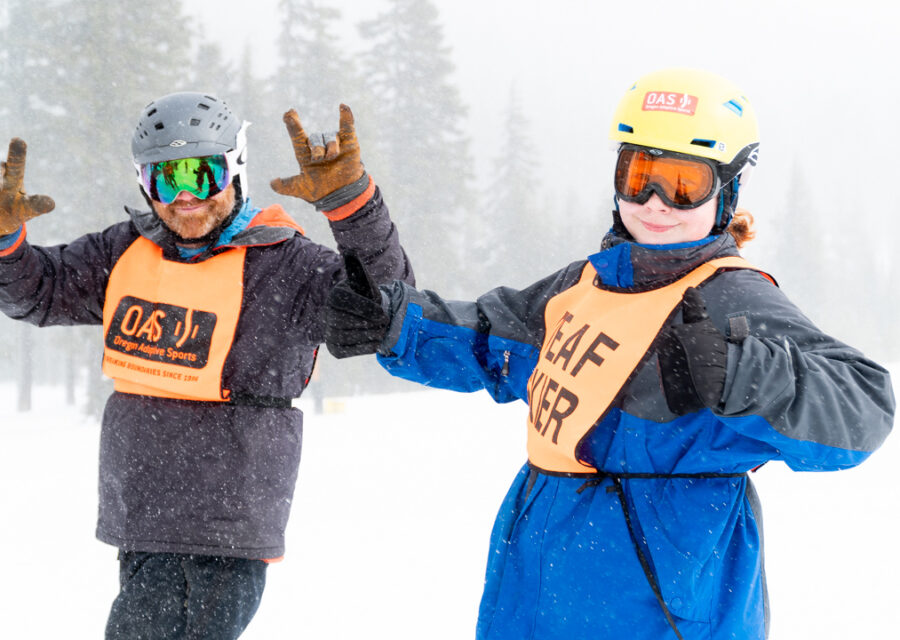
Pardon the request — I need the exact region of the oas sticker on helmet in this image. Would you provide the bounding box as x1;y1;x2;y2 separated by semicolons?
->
642;91;698;116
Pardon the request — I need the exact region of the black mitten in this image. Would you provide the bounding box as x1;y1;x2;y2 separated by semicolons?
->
656;286;728;414
325;251;390;358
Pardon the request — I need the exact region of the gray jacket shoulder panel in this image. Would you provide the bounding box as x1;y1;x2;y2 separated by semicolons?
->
701;269;894;453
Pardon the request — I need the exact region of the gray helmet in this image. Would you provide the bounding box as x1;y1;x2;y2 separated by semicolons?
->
131;91;250;200
132;92;241;162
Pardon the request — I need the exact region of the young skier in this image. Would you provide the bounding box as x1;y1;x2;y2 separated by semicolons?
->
322;68;895;639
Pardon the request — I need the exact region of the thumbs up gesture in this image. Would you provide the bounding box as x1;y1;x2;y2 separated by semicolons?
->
656;287;730;415
325;251;391;359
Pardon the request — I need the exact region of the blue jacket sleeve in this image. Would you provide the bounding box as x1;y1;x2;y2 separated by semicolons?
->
377;263;585;404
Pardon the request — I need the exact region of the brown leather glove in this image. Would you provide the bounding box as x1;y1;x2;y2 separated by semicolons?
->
270;104;366;209
0;138;55;235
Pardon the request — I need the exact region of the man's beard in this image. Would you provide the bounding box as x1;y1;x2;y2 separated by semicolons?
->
154;186;236;244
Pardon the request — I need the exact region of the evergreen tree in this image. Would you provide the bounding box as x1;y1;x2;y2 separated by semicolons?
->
473;84;542;291
0;0;195;414
193;42;236;98
269;0;363;242
767;160;830;316
0;0;83;410
275;0;360;129
758;160;892;357
229;44;285;221
64;1;195;227
0;0;71;240
357;0;474;296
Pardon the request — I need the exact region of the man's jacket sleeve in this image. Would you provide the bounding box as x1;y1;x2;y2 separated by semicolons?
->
293;186;414;344
0;225;123;326
329;186;413;287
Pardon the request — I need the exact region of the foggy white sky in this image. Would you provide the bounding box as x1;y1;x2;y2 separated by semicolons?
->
187;0;899;263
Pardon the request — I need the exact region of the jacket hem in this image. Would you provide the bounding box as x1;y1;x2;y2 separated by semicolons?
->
96;529;285;561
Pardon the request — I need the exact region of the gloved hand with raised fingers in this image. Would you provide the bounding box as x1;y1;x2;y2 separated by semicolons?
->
270;104;369;211
656;286;731;415
325;251;391;359
0;138;55;235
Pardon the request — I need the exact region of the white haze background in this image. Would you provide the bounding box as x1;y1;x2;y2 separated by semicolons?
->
2;0;899;638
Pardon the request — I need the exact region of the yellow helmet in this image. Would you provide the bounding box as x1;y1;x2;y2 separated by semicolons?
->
609;67;759;175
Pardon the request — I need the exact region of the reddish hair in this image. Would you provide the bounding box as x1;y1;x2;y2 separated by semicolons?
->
726;208;756;248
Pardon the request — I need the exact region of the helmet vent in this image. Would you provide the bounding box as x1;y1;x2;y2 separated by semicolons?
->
132;92;243;165
723;100;743;116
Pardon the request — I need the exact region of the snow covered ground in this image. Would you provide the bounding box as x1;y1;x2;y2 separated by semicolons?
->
1;368;897;639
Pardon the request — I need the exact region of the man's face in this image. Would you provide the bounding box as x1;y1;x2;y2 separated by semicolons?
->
152;183;236;243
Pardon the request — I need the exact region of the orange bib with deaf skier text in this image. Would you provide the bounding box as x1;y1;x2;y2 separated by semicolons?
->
526;256;756;474
102;237;244;402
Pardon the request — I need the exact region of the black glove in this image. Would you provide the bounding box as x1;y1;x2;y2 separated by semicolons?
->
325;251;390;358
656;287;729;415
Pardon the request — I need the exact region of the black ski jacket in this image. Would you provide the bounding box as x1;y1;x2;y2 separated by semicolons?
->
0;189;412;559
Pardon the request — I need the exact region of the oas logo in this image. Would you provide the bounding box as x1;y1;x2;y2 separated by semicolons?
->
105;296;217;369
642;91;698;116
169;139;187;147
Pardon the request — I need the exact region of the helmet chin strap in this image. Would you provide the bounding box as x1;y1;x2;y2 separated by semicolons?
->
712;177;740;234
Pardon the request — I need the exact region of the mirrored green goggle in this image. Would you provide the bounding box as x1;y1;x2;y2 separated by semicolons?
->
140;155;230;204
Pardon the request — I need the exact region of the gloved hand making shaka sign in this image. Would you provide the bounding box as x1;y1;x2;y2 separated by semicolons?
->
0;138;55;235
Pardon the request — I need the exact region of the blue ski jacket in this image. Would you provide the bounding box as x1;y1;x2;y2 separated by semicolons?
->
375;230;894;639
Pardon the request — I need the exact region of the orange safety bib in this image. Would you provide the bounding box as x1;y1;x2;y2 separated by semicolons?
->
526;256;756;474
101;237;245;402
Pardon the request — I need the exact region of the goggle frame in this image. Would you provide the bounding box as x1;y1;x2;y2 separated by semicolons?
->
139;154;232;204
614;144;722;210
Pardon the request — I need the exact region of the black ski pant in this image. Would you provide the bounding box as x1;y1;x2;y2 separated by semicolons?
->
105;551;267;640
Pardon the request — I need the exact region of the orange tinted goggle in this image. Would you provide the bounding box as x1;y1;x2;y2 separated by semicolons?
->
614;145;720;209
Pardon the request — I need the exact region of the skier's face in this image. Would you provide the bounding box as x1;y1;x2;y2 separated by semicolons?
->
152;183;235;243
618;193;717;244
